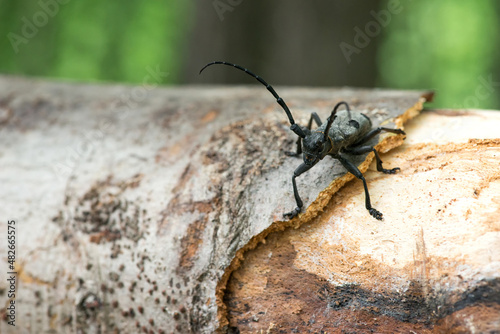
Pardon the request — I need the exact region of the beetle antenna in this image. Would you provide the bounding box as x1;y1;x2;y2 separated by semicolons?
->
323;101;351;142
200;61;306;138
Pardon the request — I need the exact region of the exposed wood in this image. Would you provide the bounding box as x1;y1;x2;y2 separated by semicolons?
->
0;76;430;333
225;110;500;333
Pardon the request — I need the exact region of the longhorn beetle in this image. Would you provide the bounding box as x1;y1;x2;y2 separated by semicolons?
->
200;61;405;220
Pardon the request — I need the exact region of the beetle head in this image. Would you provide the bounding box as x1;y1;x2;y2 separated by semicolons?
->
302;130;326;166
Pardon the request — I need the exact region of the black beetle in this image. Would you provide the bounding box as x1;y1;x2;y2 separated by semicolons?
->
200;61;405;220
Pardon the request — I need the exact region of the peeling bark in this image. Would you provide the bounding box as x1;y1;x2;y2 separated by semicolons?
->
224;111;500;333
0;76;433;333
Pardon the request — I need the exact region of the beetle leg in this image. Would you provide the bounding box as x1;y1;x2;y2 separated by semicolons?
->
285;137;303;157
285;112;322;157
343;146;400;174
283;162;314;219
336;154;383;220
353;127;405;146
307;112;322;128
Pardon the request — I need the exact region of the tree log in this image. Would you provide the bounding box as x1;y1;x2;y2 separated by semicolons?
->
11;76;498;334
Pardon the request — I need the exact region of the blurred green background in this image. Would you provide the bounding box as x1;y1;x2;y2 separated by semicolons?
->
1;0;499;109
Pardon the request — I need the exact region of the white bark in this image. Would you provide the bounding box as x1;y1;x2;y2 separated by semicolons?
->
0;76;430;333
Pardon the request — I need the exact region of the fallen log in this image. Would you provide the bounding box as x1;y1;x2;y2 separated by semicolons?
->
7;76;497;334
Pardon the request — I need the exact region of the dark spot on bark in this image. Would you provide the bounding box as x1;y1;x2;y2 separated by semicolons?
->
53;173;146;245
